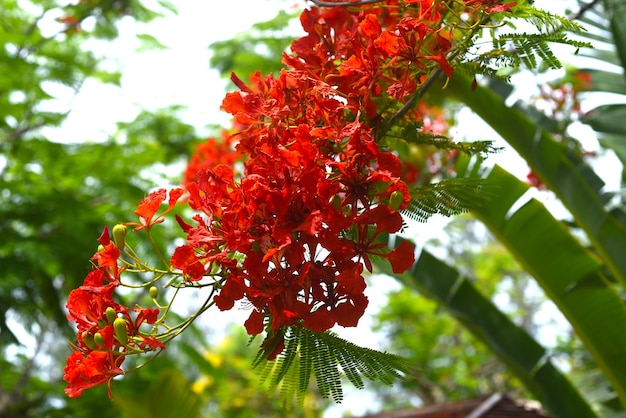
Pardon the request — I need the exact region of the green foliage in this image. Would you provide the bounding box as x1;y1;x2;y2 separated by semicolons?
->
180;327;327;417
572;4;626;184
0;1;200;416
491;32;589;71
458;5;591;80
371;283;525;408
386;126;498;158
396;248;599;418
252;325;413;406
209;9;296;81
113;369;203;418
403;178;489;223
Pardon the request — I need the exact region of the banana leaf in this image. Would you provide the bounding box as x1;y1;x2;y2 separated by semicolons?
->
467;165;626;407
445;71;626;290
388;248;598;418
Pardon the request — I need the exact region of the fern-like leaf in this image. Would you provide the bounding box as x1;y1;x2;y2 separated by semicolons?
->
385;129;499;162
459;5;592;78
403;178;490;223
253;325;413;406
492;32;590;70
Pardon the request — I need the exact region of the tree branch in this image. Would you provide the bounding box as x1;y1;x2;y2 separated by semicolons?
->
385;67;444;131
569;0;602;21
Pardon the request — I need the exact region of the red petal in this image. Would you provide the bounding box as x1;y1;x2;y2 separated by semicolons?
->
377;152;402;177
97;226;110;246
230;72;253;93
168;188;184;208
244;309;265;335
335;294;368;328
386;240;415;274
359;14;381;38
305;307;335;333
135;189;167;219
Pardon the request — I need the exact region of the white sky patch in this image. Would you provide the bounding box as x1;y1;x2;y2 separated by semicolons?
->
44;0;300;144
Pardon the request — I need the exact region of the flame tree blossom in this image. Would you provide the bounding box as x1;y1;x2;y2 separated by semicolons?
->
65;0;519;397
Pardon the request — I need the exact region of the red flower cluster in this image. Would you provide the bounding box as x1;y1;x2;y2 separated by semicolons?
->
64;189;183;398
178;69;415;358
285;1;454;121
65;0;521;397
175;0;518;358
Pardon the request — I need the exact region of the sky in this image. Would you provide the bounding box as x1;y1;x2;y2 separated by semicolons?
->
46;0;297;144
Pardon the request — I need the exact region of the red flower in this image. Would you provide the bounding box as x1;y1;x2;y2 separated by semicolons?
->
170;245;206;281
91;242;120;269
131;188;184;231
63;350;124;399
66;284;119;330
485;1;516;13
139;336;166;351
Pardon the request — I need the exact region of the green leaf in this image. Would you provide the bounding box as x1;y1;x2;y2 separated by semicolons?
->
388;248;598;418
471;165;626;409
156;0;178;15
113;369;203;418
582;104;626;136
136;33;169;52
609;3;626;80
253;326;412;406
403;178;490;223
446;71;626;291
582;68;626;95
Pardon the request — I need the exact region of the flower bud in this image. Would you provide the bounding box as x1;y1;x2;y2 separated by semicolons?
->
94;332;105;348
149;286;159;299
112;224;127;250
97;244;105;253
105;307;117;324
82;331;97;350
113;318;128;346
388;190;404;211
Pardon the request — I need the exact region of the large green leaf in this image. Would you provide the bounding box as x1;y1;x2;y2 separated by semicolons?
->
445;71;626;289
581;69;626;95
390;249;598;418
606;0;626;80
582;104;626;135
469;165;626;407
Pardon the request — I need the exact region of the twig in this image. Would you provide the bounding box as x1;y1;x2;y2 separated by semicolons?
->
569;0;602;21
385;67;444;131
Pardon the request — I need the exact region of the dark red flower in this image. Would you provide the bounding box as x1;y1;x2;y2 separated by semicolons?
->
63;350;124;399
171;245;206;281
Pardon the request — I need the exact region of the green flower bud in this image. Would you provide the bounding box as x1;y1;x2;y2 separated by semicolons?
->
105;307;117;324
94;332;105;348
388;190;404;211
149;286;159;299
113;318;128;346
112;224;127;250
82;332;97;350
97;319;107;329
97;244;105;253
331;195;342;211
